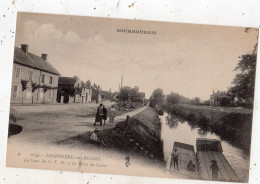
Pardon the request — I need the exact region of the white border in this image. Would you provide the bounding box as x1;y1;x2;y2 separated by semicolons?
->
0;0;260;184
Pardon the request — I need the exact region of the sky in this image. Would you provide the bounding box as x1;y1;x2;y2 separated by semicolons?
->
14;12;258;100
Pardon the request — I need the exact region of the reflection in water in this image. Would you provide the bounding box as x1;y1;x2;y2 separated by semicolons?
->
165;116;179;128
197;128;208;136
160;112;249;181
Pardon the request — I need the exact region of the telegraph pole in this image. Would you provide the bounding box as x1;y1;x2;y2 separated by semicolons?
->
119;83;121;111
119;76;123;111
121;76;123;91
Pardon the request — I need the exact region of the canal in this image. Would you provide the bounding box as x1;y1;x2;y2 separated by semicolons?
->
160;112;249;182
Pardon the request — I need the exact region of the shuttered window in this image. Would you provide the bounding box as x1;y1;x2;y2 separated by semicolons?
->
13;85;18;98
15;67;21;79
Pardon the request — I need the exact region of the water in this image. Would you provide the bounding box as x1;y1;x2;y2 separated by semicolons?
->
160;112;249;181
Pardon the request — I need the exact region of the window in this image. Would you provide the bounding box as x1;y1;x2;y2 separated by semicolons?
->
29;70;33;81
41;74;45;83
15;67;21;79
49;76;53;84
13;85;18;98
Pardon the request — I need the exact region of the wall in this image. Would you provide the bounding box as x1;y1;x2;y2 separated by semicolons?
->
10;63;59;104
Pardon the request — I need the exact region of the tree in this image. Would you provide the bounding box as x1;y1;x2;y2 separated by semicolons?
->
21;80;28;104
228;47;257;106
149;88;164;108
166;92;180;106
120;86;131;101
86;80;91;88
128;86;139;101
41;85;51;103
31;82;40;103
129;86;139;96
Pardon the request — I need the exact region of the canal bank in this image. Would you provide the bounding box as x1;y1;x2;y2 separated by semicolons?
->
164;104;253;152
70;106;164;161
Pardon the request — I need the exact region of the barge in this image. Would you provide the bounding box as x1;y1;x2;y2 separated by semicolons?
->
169;138;239;182
169;142;198;178
196;138;239;182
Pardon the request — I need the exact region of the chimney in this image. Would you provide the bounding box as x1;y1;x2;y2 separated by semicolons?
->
42;54;48;60
21;44;29;53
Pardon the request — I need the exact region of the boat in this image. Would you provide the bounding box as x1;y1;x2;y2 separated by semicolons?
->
196;138;239;182
169;142;198;178
169;139;240;182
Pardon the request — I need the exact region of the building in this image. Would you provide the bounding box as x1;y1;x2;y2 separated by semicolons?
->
100;89;112;100
129;92;145;104
210;91;230;106
57;76;85;103
81;84;92;103
57;76;93;103
11;44;60;104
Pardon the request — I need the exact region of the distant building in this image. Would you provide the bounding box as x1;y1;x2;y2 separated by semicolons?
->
210;91;230;106
11;44;60;104
129;92;145;104
57;76;92;103
81;84;92;103
101;89;112;100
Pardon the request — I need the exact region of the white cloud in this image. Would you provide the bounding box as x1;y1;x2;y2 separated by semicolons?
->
34;23;63;40
64;31;82;44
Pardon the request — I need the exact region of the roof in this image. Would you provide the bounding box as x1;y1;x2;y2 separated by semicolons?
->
210;91;228;98
173;142;195;152
14;47;60;75
91;85;100;91
196;138;222;152
58;77;80;85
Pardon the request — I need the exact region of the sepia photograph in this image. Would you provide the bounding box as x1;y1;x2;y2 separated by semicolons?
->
6;12;258;183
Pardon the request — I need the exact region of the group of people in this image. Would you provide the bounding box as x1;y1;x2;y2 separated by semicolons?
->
170;148;220;180
94;103;116;126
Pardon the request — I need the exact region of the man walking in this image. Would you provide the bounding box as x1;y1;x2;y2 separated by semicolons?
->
94;103;103;126
171;148;179;170
102;105;108;125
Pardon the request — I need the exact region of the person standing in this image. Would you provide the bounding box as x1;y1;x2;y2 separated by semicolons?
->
109;105;116;125
94;103;103;126
210;160;219;180
171;148;179;170
102;105;108;125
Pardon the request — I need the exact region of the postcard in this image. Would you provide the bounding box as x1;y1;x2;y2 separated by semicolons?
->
6;12;258;183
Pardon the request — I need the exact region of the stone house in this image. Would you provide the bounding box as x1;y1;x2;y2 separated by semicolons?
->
11;44;60;104
210;91;230;106
81;85;92;103
57;76;81;103
57;76;93;103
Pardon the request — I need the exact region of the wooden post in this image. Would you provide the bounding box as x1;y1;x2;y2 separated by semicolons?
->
119;83;121;111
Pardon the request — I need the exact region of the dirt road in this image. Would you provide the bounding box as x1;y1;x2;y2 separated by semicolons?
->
6;103;184;179
8;102;147;146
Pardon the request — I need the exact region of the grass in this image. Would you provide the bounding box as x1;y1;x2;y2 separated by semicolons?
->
182;104;253;115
